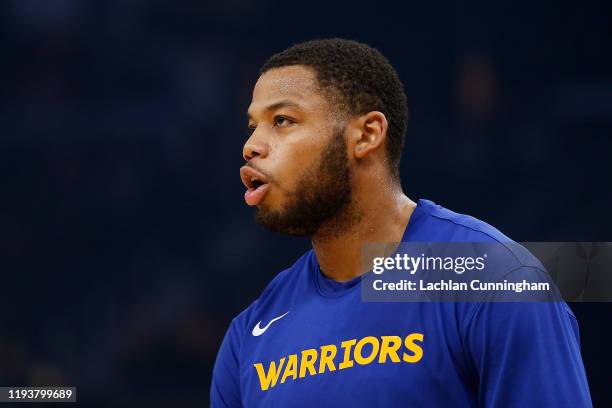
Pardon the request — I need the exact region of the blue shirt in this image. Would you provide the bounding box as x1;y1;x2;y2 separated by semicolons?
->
211;199;592;407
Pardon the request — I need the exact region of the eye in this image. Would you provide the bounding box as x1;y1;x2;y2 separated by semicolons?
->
273;116;293;127
247;124;257;136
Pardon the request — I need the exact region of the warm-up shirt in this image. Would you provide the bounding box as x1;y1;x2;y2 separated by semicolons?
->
211;199;592;407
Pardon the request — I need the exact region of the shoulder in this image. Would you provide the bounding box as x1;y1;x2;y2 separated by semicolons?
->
417;199;512;242
229;250;314;332
415;199;542;269
415;202;578;330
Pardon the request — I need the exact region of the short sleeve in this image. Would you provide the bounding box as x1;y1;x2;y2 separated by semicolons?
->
464;296;592;407
211;319;243;408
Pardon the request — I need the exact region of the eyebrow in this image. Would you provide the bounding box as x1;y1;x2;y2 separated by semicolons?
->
247;99;302;120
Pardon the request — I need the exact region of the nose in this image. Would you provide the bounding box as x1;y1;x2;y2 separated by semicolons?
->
243;136;269;161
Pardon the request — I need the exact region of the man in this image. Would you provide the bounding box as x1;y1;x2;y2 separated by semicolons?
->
211;39;591;407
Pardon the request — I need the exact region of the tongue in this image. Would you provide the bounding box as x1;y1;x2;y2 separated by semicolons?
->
244;184;269;206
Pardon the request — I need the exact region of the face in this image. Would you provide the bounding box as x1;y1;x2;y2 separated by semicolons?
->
242;65;354;236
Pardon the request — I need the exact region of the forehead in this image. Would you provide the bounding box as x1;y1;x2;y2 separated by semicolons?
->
248;65;327;116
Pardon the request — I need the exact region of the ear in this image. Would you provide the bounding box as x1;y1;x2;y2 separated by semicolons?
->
353;111;388;159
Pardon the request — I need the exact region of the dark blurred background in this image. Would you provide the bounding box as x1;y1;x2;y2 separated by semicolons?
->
1;0;611;406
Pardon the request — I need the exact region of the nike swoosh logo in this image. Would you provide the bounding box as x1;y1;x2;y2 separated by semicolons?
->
252;311;290;336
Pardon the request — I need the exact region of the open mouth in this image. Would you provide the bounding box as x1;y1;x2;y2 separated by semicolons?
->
240;165;271;206
251;178;265;189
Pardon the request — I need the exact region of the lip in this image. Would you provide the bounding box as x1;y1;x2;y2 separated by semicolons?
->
240;165;269;189
240;165;271;206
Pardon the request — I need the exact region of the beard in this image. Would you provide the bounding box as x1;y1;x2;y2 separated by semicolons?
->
254;127;358;237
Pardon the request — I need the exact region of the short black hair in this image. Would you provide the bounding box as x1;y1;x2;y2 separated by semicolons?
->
260;38;408;180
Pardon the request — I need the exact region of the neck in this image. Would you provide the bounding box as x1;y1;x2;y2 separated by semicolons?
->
311;183;416;282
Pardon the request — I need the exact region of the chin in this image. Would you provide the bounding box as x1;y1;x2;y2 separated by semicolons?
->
257;193;289;213
255;200;278;214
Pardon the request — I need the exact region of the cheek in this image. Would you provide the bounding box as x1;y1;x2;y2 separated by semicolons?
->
269;130;327;190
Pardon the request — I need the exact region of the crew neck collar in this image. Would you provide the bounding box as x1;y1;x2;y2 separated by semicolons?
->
312;199;431;298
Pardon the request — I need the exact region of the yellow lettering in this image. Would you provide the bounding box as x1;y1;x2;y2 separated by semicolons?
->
280;354;298;384
379;335;402;363
253;357;286;391
318;344;337;374
354;336;380;365
402;333;424;363
339;339;357;369
299;348;318;378
253;332;425;390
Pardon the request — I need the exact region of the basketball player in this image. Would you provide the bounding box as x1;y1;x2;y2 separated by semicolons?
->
211;38;592;407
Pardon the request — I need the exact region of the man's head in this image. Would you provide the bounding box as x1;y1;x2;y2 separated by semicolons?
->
241;38;408;236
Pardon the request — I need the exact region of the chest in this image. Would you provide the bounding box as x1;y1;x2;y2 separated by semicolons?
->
238;298;474;407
